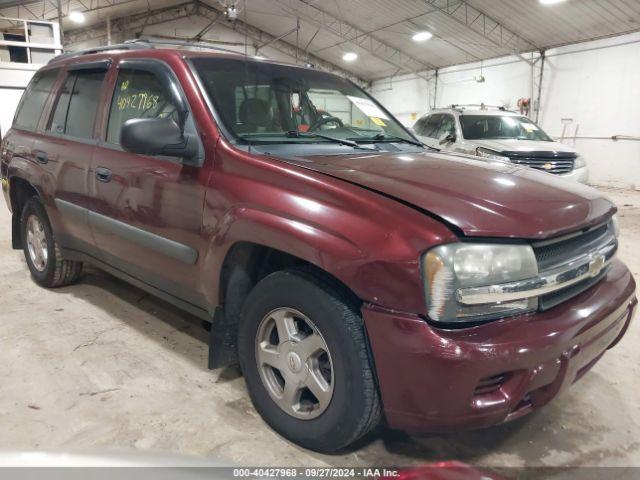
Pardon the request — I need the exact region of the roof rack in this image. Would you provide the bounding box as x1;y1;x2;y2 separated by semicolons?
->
129;37;246;55
449;103;512;112
48;36;246;64
48;41;152;63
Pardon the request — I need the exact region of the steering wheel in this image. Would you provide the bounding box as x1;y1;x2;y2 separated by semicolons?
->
309;115;344;131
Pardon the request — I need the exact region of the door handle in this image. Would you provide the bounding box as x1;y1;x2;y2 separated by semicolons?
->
95;167;112;183
35;152;48;164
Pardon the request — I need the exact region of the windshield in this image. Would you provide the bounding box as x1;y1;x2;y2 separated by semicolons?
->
459;114;553;141
191;57;414;145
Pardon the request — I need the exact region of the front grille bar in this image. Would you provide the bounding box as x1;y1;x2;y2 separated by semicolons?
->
507;152;576;175
456;240;616;305
510;159;574;174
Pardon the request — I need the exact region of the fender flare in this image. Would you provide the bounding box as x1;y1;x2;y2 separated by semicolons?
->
201;203;427;314
208;205;366;281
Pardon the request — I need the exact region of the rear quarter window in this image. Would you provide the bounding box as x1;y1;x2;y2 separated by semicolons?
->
13;68;59;132
47;69;107;139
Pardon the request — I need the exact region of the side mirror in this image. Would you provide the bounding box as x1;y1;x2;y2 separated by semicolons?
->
121;117;199;161
439;132;456;145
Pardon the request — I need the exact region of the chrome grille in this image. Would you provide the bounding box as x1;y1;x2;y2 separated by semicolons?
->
534;223;611;271
533;221;617;310
506;151;577;175
539;266;610;310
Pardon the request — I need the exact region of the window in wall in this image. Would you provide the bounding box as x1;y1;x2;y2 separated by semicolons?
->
47;69;106;139
106;68;178;144
13;68;59;131
4;33;28;63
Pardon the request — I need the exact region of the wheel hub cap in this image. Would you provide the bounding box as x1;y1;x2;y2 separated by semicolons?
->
26;214;48;272
286;351;302;373
255;307;334;420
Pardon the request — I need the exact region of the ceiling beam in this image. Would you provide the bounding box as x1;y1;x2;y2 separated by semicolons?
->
63;2;197;45
422;0;540;64
61;0;367;85
0;0;145;21
191;9;223;41
272;0;436;81
196;1;367;86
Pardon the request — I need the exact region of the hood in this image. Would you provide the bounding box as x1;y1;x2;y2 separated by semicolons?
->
473;138;576;155
277;150;613;239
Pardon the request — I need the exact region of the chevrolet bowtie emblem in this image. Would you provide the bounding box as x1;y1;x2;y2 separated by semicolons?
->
543;163;553;170
588;255;606;277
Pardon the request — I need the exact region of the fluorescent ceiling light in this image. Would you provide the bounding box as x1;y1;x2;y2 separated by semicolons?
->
342;52;358;62
68;11;85;23
412;31;433;42
539;0;566;4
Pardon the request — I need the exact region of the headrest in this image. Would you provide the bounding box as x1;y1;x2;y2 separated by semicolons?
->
239;98;273;127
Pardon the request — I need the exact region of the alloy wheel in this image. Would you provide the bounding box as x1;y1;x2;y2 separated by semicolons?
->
255;307;334;419
26;214;48;272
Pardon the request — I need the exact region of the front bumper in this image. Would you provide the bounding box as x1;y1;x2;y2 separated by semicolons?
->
559;165;589;184
363;259;636;432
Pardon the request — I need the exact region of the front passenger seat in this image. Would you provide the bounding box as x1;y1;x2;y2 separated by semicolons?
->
237;98;274;133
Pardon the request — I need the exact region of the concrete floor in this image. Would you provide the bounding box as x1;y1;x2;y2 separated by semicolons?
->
0;186;639;469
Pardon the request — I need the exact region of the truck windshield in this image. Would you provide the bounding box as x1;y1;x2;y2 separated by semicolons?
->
191;57;415;145
459;115;553;141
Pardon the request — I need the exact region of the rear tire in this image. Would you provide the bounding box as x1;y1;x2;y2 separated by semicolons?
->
20;197;83;288
238;268;381;452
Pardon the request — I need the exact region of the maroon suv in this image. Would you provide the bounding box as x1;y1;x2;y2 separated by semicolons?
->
1;40;636;453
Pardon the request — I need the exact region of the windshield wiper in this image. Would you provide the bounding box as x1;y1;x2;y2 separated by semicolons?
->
348;133;433;149
285;131;374;150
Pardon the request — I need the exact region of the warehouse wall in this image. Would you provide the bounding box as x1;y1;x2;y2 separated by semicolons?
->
0;62;39;136
371;32;640;190
539;34;640;190
2;19;638;189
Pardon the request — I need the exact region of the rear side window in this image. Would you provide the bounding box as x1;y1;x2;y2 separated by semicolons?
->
13;68;59;131
106;69;178;144
48;70;106;139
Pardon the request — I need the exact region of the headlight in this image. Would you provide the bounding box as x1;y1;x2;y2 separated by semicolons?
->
476;147;510;162
611;214;619;238
423;243;538;324
574;155;586;168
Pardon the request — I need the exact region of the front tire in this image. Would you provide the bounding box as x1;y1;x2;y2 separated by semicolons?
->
20;197;82;287
238;268;381;452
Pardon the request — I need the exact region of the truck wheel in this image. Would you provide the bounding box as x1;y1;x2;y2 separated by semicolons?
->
20;197;82;288
238;268;382;452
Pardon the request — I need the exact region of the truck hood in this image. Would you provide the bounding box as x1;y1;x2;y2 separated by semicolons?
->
473;138;576;154
279;150;613;239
